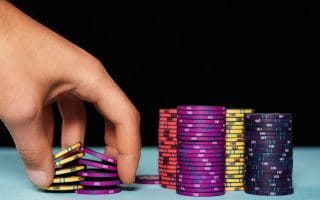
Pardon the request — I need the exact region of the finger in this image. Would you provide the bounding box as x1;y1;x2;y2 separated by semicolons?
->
42;105;54;146
71;62;141;184
3;107;54;187
104;120;118;158
57;93;86;149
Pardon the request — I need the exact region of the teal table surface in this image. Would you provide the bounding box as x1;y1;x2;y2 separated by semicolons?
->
0;147;319;200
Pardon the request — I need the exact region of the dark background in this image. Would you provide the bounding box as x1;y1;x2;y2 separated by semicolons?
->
0;2;317;146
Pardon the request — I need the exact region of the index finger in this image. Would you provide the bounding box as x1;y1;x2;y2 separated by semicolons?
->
71;61;141;184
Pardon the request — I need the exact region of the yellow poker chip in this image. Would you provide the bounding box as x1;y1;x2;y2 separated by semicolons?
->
55;152;84;168
226;150;245;154
225;182;244;187
226;166;245;171
225;170;245;175
225;134;244;138
225;174;244;179
225;158;245;162
224;178;245;183
55;165;86;176
52;176;85;183
225;162;245;166
40;184;84;191
226;118;245;122
226;113;245;117
226;138;245;142
226;129;245;134
226;109;254;114
225;187;245;191
226;126;245;130
226;142;245;146
225;146;245;150
53;142;81;160
226;154;245;159
226;121;245;126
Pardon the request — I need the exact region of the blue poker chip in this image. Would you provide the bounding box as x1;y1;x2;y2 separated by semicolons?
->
245;177;292;183
245;113;292;120
245;168;292;175
246;131;292;136
245;127;292;132
247;140;292;145
245;152;292;158
245;173;292;179
245;122;292;128
245;156;292;162
247;147;292;154
246;165;292;171
247;143;293;149
245;135;293;141
245;180;292;187
245;159;293;166
248;118;293;123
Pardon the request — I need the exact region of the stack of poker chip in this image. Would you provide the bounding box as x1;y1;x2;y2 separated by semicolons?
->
225;108;254;191
176;105;226;197
39;142;85;192
158;108;177;189
76;147;122;195
244;113;294;196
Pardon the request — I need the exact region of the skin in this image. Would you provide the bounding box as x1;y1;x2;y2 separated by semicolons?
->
0;0;141;187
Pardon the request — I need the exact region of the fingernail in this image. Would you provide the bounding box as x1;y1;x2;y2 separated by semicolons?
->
28;169;52;187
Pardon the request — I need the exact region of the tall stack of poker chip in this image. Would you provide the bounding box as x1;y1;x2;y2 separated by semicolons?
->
158;108;177;189
225;109;254;191
176;105;226;197
75;147;122;195
39;142;85;192
244;113;294;196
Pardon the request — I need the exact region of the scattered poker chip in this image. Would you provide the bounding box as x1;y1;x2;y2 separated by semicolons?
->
40;184;84;191
52;176;85;183
55;165;86;176
177;105;226;111
75;186;122;195
176;190;225;197
55;152;85;168
53;142;82;160
77;169;118;178
135;175;160;184
78;159;117;171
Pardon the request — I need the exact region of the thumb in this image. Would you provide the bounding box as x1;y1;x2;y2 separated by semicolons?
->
3;108;54;187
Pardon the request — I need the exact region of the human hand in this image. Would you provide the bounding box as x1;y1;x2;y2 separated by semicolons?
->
0;1;141;187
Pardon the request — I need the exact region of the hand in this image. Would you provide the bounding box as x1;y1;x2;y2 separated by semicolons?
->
0;1;141;187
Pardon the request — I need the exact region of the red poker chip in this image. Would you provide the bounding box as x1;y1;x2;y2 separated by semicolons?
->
158;129;177;134
159;109;177;114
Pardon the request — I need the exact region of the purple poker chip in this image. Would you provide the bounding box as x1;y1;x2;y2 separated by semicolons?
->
178;123;225;128
178;127;225;133
75;186;121;195
178;148;224;154
135;175;160;184
177;178;225;184
176;190;225;197
178;136;225;141
80;147;117;164
177;106;226;111
80;179;122;187
177;157;225;163
177;141;226;149
178;119;226;124
245;113;292;120
177;165;225;171
178;115;225;120
177;169;224;176
78;159;117;171
177;110;226;115
177;152;225;158
176;182;225;188
178;132;225;137
177;186;224;193
179;141;225;145
178;161;225;167
77;169;118;178
177;174;224;180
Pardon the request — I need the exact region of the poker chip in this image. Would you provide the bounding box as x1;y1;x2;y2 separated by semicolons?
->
75;186;122;195
158;108;177;189
244;113;294;196
52;176;85;183
176;105;226;197
77;169;118;178
55;165;86;176
40;184;84;191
